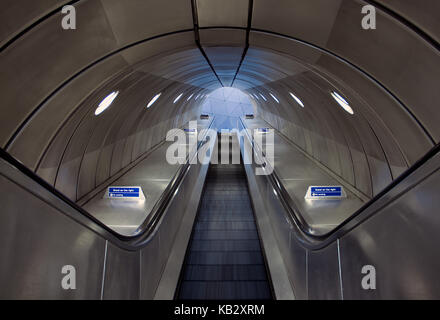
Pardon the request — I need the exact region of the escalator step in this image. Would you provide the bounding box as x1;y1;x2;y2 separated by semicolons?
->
177;160;272;300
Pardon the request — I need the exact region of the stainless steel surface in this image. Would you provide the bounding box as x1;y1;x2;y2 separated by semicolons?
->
0;0;439;300
307;243;342;300
155;137;213;299
0;0;437;206
339;164;440;299
197;0;249;28
240;114;440;299
83;120;211;236
0;172;106;299
244;143;296;300
177;135;272;300
0;118;212;299
243;117;365;234
374;0;440;44
103;242;140;300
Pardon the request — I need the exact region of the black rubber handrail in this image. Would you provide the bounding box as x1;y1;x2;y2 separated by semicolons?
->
239;118;440;247
0;118;215;249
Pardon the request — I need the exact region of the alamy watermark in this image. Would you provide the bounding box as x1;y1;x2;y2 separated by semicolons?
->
165;121;274;175
61;5;76;30
361;265;376;290
61;265;76;290
361;5;376;30
61;4;377;31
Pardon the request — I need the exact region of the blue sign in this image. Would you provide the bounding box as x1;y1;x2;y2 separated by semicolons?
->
311;186;342;197
108;187;140;198
257;128;270;133
184;128;197;133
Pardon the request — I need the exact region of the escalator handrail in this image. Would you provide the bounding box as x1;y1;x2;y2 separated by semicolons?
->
239;117;440;248
0;117;216;250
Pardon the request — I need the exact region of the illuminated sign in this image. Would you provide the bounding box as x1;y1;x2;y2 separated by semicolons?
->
305;186;346;200
104;186;145;200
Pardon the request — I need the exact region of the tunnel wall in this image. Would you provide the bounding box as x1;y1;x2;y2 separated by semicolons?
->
0;142;210;299
1;0;439;202
0;1;218;202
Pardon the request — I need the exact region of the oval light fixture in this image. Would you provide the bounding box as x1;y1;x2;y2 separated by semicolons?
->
95;91;119;116
147;92;162;108
331;91;354;115
269;93;279;103
289;92;304;108
174;93;183;104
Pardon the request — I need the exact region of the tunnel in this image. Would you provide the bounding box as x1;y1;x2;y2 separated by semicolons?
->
0;0;440;301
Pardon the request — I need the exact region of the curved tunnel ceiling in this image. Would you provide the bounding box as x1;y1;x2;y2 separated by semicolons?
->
1;0;439;203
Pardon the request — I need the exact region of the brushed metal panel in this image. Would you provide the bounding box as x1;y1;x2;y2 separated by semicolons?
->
95;78;159;186
36;103;91;186
197;0;249;28
35;72;155;187
244;117;365;232
101;0;193;45
253;0;440;141
54;118;96;201
0;0;118;147
127;81;176;163
120;31;196;66
252;0;342;46
140;234;162;300
55;73;142;200
8;55;130;171
103;243;140;300
110;77;169;176
288;233;307;300
339;167;440;299
248;32;432;168
0;0;69;46
374;0;440;44
0;175;106;299
314;54;421;170
261;176;291;258
203;47;245;87
200;29;247;47
77;73;146;199
307;242;342;300
325;0;440;142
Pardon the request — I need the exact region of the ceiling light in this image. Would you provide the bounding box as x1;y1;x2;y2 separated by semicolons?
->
187;93;194;101
174;93;183;104
331;91;354;114
260;94;267;101
269;93;279;103
95;91;119;116
289;92;304;108
147;93;162;108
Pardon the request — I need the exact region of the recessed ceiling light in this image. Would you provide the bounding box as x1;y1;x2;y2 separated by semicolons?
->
174;93;183;104
249;93;258;100
187;93;194;101
331;91;354;115
269;93;279;103
95;91;119;116
147;92;162;108
289;92;304;108
260;94;267;101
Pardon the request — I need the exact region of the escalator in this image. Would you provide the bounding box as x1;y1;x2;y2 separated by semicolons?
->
1;120;439;299
176;134;273;300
